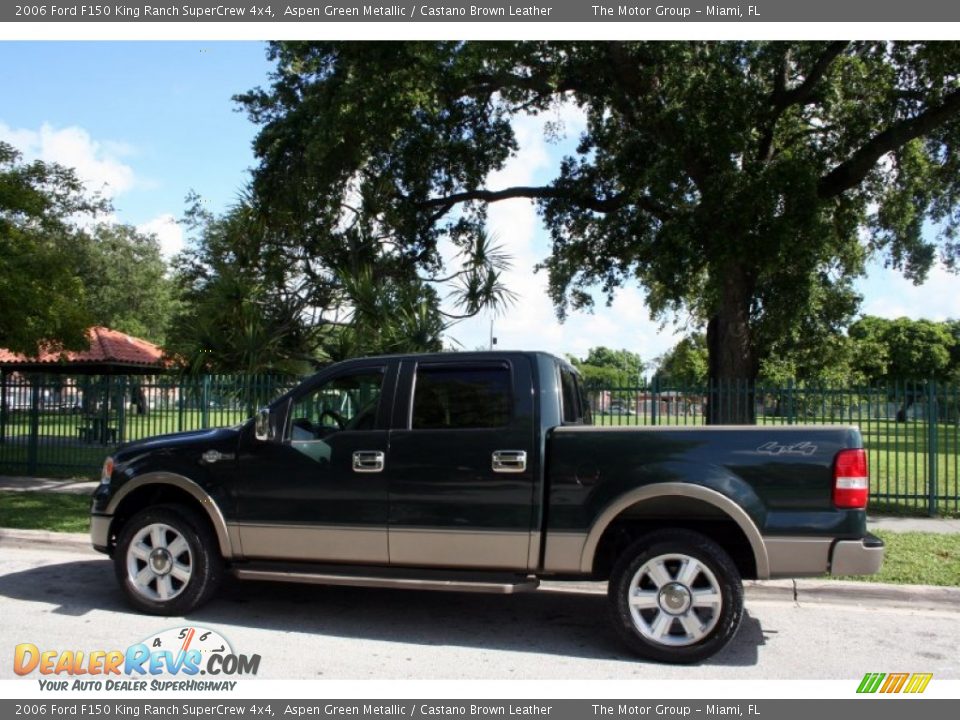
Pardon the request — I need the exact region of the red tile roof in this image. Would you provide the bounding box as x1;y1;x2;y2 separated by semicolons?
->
0;327;164;367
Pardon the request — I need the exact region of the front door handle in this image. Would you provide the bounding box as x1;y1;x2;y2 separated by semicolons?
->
353;450;385;473
492;450;527;473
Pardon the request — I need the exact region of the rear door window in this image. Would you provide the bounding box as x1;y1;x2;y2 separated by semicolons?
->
411;365;512;429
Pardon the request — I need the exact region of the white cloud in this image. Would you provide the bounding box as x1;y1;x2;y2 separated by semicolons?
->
0;121;135;199
136;213;184;259
859;262;960;321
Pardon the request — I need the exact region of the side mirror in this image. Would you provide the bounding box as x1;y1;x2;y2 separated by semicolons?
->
254;407;272;442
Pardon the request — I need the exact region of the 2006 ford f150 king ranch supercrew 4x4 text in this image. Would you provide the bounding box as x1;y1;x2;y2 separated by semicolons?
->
91;352;884;663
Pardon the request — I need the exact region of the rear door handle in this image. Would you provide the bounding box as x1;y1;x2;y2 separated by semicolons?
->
492;450;527;473
353;450;385;473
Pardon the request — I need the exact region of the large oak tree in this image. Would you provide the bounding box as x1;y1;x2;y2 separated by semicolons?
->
239;42;960;421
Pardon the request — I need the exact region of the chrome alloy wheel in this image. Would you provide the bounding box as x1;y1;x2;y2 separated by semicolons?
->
626;552;723;647
125;523;193;601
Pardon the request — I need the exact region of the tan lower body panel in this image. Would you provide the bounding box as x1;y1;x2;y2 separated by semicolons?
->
764;537;832;577
542;532;588;573
90;514;111;550
234;523;388;564
387;528;530;570
232;523;531;570
831;538;885;576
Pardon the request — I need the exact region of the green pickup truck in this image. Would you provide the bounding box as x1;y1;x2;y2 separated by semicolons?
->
91;351;883;663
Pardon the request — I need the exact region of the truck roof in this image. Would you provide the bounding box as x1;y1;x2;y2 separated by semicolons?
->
349;349;575;370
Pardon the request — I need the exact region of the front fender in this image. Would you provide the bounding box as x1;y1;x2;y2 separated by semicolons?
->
101;471;235;558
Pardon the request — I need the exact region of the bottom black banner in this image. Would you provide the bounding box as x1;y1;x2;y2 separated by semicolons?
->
1;700;956;720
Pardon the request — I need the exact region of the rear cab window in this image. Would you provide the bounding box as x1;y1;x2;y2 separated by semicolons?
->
560;365;591;425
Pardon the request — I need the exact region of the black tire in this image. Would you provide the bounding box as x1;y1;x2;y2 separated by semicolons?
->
608;529;743;664
114;504;223;616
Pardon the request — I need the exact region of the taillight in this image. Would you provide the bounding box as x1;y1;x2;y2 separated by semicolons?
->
833;448;869;509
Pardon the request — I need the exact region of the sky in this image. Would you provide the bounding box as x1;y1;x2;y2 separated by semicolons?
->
2;40;959;371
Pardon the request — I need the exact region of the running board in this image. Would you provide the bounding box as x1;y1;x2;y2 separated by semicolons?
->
233;567;540;594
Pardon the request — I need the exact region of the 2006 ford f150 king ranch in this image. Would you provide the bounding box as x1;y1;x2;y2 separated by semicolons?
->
91;351;884;663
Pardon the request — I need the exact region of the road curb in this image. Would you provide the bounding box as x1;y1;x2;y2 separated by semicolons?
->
0;528;90;548
744;578;960;610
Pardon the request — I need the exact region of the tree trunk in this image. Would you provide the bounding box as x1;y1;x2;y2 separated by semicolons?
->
706;266;758;425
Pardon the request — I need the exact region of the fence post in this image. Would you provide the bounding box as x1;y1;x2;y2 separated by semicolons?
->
117;375;127;445
0;368;7;444
651;376;659;426
101;375;112;447
201;376;211;429
27;374;40;476
177;377;185;433
928;380;939;517
787;379;795;425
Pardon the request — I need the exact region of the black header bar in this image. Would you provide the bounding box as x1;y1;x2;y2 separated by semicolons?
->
5;1;960;23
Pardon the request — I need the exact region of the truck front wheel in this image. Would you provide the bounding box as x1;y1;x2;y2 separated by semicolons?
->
608;529;744;664
114;504;223;616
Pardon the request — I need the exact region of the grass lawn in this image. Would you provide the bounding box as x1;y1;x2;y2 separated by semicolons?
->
0;491;90;533
840;529;960;586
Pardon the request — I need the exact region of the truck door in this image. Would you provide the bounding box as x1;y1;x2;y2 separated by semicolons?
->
234;360;395;564
386;356;537;570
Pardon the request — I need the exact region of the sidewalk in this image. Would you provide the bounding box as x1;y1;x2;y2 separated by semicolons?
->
1;475;958;533
0;475;98;494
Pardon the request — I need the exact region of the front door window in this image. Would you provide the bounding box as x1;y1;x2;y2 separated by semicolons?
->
288;370;384;462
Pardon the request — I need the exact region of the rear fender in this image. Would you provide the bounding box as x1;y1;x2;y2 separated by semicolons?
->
581;479;769;578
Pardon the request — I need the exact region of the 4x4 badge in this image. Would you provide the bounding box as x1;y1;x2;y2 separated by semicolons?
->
757;441;818;456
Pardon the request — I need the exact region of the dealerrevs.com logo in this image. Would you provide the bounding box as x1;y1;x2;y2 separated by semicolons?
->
857;672;933;694
13;626;260;691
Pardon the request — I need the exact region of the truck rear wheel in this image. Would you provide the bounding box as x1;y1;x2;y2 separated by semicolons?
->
608;529;743;664
114;504;223;616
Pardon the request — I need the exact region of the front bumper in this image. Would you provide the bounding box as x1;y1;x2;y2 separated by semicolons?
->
831;532;885;576
90;513;112;554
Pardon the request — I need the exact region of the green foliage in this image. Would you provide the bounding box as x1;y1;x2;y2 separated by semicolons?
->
79;224;177;345
232;43;517;360
653;315;960;385
238;42;960;395
849;316;956;382
569;346;644;387
654;335;709;387
165;188;506;373
0;142;108;355
166;193;319;375
320;268;445;361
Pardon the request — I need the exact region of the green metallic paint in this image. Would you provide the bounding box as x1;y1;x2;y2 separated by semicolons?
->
386;356;538;570
90;351;876;582
546;425;867;539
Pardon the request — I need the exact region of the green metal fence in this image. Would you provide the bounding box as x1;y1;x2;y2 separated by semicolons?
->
0;372;957;516
0;373;297;478
587;379;960;516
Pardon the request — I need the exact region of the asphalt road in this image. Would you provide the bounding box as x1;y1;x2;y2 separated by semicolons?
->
1;539;957;680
